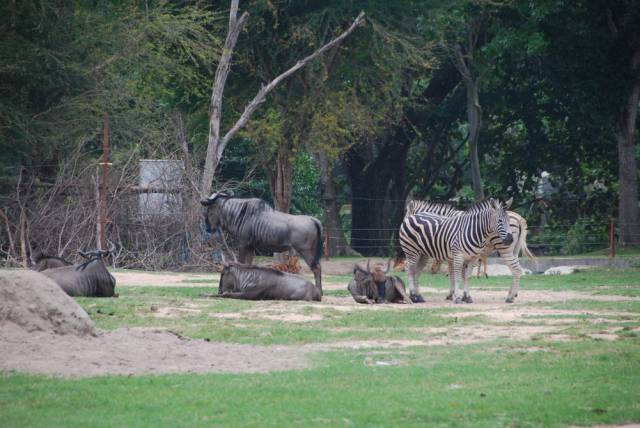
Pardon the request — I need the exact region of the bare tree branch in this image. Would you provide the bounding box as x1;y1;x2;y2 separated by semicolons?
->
200;5;366;196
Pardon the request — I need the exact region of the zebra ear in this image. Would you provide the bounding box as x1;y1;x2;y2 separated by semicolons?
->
504;197;513;209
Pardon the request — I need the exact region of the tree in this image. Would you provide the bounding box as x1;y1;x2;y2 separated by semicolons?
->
199;0;365;197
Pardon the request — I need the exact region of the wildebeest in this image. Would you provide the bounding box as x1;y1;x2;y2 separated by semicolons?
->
31;251;72;272
348;260;412;304
201;192;323;294
40;249;116;297
217;263;321;301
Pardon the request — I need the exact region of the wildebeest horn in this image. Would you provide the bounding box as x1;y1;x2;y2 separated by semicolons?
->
366;259;370;272
385;258;392;274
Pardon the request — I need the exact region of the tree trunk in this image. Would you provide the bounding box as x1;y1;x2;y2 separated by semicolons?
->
200;9;365;197
266;149;294;262
348;137;410;256
454;43;484;201
317;152;356;256
617;74;640;246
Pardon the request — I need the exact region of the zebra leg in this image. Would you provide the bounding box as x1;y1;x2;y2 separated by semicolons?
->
445;260;455;300
462;261;473;303
451;255;464;304
498;248;522;303
406;255;427;303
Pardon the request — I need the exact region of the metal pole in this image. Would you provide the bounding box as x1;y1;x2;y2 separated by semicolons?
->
609;218;615;259
98;114;110;251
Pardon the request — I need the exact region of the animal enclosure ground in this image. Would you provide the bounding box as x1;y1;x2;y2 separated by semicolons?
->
1;267;640;427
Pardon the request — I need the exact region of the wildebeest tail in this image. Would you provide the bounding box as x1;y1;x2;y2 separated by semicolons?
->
311;219;323;269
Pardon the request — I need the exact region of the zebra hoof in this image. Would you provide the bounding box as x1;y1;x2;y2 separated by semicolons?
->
454;296;463;304
505;297;515;303
462;293;473;304
410;293;425;303
445;293;453;301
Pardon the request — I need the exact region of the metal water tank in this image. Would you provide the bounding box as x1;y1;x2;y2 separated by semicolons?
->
138;159;184;217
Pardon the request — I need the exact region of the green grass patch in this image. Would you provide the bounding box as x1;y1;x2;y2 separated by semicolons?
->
1;340;639;427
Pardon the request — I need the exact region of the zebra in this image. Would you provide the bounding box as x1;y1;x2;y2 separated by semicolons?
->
404;198;535;303
399;198;513;304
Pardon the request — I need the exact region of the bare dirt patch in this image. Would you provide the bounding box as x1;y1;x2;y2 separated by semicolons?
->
0;323;309;378
0;269;308;378
112;271;218;287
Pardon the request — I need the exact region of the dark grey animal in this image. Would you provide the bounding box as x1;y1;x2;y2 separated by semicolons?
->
201;192;323;294
348;261;412;304
41;249;116;297
217;263;321;301
31;252;72;272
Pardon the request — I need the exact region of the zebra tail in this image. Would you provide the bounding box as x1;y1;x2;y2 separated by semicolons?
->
311;219;323;269
519;226;537;263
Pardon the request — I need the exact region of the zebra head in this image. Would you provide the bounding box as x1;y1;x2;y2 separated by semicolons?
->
491;198;513;246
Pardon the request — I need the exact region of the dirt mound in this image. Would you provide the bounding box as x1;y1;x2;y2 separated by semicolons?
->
0;270;94;336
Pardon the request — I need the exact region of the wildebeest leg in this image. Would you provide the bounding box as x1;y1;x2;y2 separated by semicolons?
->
353;294;375;304
299;249;322;295
238;247;255;265
393;280;413;304
406;255;427;303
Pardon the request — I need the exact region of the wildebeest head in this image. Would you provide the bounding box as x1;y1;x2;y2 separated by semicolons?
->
200;191;233;233
218;264;233;294
73;243;116;297
490;198;513;246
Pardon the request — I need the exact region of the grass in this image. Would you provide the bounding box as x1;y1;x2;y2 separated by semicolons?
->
1;267;640;426
2;340;639;427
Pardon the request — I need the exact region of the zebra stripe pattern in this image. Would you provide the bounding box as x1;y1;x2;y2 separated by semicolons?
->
399;198;513;303
404;198;535;302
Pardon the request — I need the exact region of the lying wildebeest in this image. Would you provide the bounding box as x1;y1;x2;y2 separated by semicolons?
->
31;251;72;272
41;248;116;297
201;192;323;294
348;260;412;304
217;263;321;301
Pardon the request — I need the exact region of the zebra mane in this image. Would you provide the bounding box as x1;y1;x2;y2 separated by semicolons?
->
462;198;498;213
406;200;459;216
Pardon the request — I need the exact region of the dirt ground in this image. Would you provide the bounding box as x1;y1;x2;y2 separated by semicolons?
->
1;269;639;378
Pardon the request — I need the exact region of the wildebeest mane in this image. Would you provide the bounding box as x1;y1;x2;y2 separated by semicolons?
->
227;262;285;277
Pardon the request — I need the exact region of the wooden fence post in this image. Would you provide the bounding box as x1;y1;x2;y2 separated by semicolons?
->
609;218;616;259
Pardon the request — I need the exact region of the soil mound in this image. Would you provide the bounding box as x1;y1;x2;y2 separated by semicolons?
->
0;270;94;336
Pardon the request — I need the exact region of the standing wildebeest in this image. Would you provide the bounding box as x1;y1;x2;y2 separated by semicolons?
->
41;249;116;297
348;260;412;304
201;192;324;294
217;263;321;301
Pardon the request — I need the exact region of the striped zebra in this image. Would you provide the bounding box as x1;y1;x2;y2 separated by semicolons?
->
399;198;514;304
404;198;535;303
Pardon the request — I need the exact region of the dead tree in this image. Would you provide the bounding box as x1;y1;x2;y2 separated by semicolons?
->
199;0;365;197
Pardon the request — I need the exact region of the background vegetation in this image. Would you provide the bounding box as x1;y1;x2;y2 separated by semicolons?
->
1;0;639;267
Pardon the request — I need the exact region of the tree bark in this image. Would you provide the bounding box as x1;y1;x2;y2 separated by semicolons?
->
608;8;640;247
201;0;249;197
348;136;411;256
454;42;484;201
267;148;294;214
200;7;365;197
617;50;640;246
317;152;356;256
